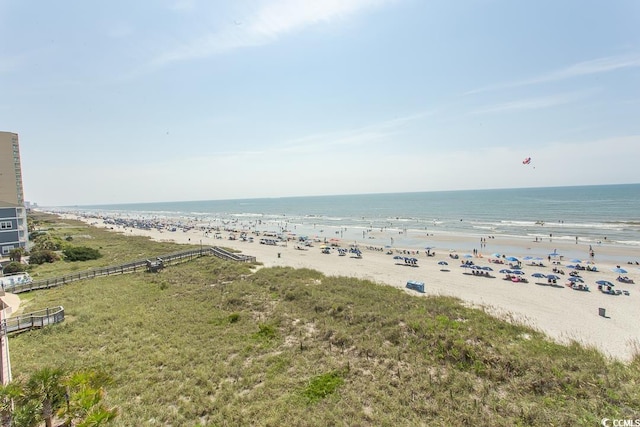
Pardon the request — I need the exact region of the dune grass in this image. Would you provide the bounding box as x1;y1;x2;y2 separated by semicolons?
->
9;215;640;425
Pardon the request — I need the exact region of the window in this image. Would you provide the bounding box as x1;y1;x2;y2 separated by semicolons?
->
0;222;12;230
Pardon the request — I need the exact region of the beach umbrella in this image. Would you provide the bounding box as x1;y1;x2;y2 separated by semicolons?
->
571;259;582;263
463;254;473;258
460;264;470;268
425;246;435;250
499;269;512;274
438;261;448;266
506;256;519;262
510;270;524;275
568;277;584;283
546;274;560;280
596;280;614;287
531;273;546;278
523;256;533;261
482;266;493;271
492;253;502;258
612;267;628;274
566;264;576;269
393;255;403;260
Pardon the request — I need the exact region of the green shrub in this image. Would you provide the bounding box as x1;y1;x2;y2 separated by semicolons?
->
254;323;277;341
303;371;345;403
228;313;240;323
29;250;60;265
28;230;46;241
2;261;27;274
63;246;102;262
32;234;62;251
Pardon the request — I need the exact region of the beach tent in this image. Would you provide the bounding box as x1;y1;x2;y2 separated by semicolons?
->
406;280;425;293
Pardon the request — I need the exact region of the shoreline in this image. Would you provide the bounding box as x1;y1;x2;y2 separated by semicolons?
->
59;212;639;361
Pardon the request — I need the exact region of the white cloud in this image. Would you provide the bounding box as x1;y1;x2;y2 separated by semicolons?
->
466;53;640;95
278;110;432;153
151;0;395;66
168;0;197;12
471;90;596;115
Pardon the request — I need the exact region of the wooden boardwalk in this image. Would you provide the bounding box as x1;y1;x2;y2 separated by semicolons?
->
3;246;256;294
2;306;65;335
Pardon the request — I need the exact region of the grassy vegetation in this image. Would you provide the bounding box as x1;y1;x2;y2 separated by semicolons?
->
9;215;640;425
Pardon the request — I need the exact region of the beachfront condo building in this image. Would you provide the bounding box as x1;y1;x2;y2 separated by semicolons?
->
0;131;28;254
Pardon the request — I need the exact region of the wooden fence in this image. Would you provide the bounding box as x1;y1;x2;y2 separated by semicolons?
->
3;246;256;294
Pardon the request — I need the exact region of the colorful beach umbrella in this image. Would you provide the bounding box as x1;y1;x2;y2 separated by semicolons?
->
531;273;546;278
596;280;614;287
499;269;511;274
612;267;628;274
506;256;519;262
546;274;560;280
567;277;584;283
438;261;448;266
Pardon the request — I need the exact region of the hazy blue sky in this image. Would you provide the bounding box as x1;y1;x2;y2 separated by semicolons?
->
2;0;639;206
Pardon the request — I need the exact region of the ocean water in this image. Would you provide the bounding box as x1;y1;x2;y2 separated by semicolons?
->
54;184;640;255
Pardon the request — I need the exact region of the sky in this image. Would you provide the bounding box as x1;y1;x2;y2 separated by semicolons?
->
1;0;639;206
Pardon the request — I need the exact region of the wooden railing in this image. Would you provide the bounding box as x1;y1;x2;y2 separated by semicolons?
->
2;306;65;335
3;247;256;294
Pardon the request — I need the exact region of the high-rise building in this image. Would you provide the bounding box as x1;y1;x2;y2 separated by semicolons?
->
0;131;28;255
0;132;25;206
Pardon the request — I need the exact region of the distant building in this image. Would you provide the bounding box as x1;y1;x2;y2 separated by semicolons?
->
0;132;28;254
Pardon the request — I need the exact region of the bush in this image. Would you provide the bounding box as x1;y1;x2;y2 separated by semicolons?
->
29;250;60;265
63;246;102;262
3;261;27;274
28;230;46;241
32;234;62;251
303;371;345;403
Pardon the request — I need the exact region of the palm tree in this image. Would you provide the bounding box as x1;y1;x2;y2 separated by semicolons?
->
58;370;117;427
24;367;66;427
0;382;21;427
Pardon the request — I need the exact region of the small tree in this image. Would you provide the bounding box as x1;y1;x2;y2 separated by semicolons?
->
0;383;21;427
9;248;24;263
24;367;66;427
28;250;60;265
58;370;118;427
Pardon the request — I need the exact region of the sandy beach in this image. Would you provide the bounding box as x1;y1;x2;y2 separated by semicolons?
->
65;213;640;362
